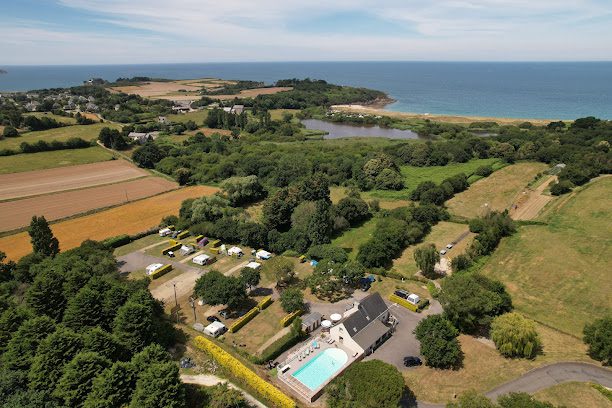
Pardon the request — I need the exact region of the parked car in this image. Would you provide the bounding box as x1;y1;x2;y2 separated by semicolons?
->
403;356;422;367
219;309;230;319
446;243;454;249
394;289;410;299
206;315;221;323
440;249;447;255
167;251;175;258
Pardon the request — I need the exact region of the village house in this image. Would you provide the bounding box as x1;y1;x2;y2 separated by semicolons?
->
127;131;159;144
329;292;396;356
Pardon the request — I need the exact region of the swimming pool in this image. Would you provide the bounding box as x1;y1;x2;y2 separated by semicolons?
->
292;348;348;390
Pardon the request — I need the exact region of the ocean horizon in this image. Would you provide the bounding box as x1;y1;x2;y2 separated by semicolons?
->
1;61;611;120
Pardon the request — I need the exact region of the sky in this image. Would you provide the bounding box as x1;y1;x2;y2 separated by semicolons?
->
1;0;611;64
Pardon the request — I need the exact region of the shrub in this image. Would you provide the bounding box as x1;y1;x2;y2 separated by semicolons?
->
280;310;303;327
103;235;131;248
149;264;172;280
491;313;541;359
583;316;612;365
162;244;181;255
257;296;273;310
550;180;573;195
229;307;259;333
194;336;296;408
176;230;190;239
389;294;418;312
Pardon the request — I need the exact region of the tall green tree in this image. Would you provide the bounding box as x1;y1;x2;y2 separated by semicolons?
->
583;316;612;365
83;361;138;408
112;302;156;352
207;383;248;408
307;200;333;245
28;326;83;393
491;313;541;359
415;315;463;369
53;351;111;408
2;316;56;371
414;243;440;278
239;267;261;291
25;269;66;321
280;288;304;313
28;216;59;257
194;271;247;309
82;327;128;361
129;362;185;408
130;343;171;372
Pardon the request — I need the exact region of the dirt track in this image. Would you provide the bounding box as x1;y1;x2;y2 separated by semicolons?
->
0;160;147;201
0;177;177;232
510;176;556;220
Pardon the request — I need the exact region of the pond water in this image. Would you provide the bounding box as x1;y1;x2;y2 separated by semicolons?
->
302;119;421;140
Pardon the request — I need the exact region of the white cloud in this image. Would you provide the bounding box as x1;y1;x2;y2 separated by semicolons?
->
1;0;611;63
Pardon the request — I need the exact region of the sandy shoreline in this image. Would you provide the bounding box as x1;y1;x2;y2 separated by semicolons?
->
332;104;559;126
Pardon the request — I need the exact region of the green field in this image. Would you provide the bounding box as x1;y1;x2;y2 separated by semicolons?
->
368;158;500;200
480;177;612;336
166;110;208;124
24;112;77;125
331;218;378;259
0;122;120;150
0;146;114;174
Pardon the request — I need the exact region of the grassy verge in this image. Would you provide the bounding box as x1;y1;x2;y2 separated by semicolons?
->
534;382;612;408
1;122;120;149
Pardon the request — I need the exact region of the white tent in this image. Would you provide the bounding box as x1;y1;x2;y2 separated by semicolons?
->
179;245;195;256
255;250;272;260
228;246;243;256
192;254;211;266
246;261;261;270
204;321;227;337
407;293;420;305
146;263;164;275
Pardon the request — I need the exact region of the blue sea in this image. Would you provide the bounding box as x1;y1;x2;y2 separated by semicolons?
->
1;62;611;119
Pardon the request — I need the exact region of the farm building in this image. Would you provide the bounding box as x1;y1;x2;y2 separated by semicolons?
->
329;292;396;356
146;263;164;276
128;132;159;144
231;104;245;114
256;250;272;260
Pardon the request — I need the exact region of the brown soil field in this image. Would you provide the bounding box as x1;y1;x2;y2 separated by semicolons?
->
0;177;178;232
208;86;292;100
0;185;219;261
0;159;147;201
332;105;557;126
109;79;235;100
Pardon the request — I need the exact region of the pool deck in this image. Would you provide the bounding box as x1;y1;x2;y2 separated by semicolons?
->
278;334;362;403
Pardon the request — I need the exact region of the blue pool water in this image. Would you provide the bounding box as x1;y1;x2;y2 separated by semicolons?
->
292;348;348;391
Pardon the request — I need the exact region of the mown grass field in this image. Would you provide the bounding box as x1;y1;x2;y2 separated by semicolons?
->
368;158;500;200
404;323;595;404
331;218;378;260
446;161;548;219
534;382;612;408
391;221;475;277
0;122;121;150
0;146;114;174
24;112;77;124
166;110;209;124
0;185;218;261
479;176;612;337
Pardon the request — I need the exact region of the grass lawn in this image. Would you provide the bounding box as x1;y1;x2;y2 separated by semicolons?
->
404;322;596;404
331;218;378;260
24;112;77;124
0;146;114;174
391;221;475;277
113;234;168;257
166;110;209;124
479;176;612;337
269;109;300;121
1;122;120;150
329;186;411;209
534;382;612;408
367;158;500;200
446;162;548;219
227;300;287;355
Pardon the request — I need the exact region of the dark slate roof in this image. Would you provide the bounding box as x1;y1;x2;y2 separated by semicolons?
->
342;292;389;337
352;319;390;350
301;312;322;326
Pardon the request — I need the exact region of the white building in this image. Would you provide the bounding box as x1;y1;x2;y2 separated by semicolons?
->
329;292;395;356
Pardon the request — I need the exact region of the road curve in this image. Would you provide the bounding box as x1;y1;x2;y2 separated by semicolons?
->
412;362;612;408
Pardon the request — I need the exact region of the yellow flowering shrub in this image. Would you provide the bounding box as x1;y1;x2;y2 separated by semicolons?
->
177;230;190;239
229;307;259;333
280;310;302;327
389;294;418;312
162;243;182;255
150;264;172;280
257;296;273;311
194;336;296;408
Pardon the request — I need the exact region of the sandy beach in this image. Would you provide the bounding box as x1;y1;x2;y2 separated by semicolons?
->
332;104;558;126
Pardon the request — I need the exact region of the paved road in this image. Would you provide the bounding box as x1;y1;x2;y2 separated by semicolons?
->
411;362;612;408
